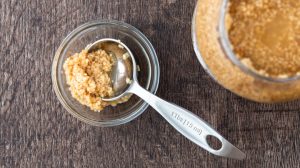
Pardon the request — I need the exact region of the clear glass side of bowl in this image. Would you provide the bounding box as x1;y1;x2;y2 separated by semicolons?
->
52;21;160;126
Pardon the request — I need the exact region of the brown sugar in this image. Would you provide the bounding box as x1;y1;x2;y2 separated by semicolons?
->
227;0;300;77
64;49;118;111
193;0;300;102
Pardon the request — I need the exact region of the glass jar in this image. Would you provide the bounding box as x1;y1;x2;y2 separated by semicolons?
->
192;0;300;103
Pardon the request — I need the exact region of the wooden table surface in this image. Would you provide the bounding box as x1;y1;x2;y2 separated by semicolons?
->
1;0;300;167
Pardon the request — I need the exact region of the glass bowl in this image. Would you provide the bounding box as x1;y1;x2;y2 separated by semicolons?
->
52;20;160;127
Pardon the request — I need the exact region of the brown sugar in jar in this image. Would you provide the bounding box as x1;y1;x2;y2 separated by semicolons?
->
227;0;300;77
192;0;300;102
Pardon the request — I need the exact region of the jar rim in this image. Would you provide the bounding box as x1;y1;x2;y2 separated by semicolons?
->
218;0;300;83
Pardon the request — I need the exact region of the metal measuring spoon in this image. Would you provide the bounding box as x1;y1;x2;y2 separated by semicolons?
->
86;38;246;160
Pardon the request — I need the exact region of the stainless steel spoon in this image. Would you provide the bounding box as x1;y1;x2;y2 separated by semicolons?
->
86;38;246;160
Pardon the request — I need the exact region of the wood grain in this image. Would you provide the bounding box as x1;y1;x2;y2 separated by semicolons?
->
0;0;299;167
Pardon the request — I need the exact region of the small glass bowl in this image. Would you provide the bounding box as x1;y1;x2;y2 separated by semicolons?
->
52;20;160;127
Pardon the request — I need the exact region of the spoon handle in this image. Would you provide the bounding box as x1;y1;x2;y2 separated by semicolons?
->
128;82;245;160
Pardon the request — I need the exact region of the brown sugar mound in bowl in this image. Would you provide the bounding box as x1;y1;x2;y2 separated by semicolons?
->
63;49;114;111
227;0;300;77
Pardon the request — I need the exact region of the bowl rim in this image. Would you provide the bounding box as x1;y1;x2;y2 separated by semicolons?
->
51;19;160;127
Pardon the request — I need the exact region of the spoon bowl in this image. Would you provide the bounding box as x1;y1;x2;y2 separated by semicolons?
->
87;38;135;101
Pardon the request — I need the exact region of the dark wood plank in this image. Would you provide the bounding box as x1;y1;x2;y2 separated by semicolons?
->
0;0;299;167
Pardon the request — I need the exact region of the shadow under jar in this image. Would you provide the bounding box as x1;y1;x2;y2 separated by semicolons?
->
192;0;300;103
